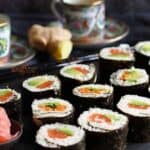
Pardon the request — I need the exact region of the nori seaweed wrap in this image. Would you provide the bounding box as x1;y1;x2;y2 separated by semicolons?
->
22;75;61;113
35;123;85;150
99;45;135;83
72;84;114;116
148;60;150;75
78;108;128;150
59;63;96;99
134;41;150;71
32;97;74;127
0;88;21;122
110;68;149;104
117;95;150;142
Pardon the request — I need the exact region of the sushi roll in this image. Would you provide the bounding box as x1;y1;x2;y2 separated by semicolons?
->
110;68;149;104
134;41;150;70
59;64;96;98
72;84;114;114
32;98;74;127
0;88;21;122
78;108;128;150
117;95;150;142
99;45;135;83
35;123;85;150
148;86;150;97
22;75;61;113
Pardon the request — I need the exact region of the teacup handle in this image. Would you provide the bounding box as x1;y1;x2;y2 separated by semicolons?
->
51;0;66;23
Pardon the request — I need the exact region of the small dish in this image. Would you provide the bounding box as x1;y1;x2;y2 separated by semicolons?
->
0;41;35;70
0;120;23;150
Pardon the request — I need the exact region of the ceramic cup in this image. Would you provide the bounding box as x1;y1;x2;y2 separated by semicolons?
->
0;15;11;64
51;0;105;39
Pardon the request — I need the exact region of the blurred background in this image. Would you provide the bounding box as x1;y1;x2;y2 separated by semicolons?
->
0;0;150;43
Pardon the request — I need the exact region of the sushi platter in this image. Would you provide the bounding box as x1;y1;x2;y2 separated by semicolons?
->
0;41;150;150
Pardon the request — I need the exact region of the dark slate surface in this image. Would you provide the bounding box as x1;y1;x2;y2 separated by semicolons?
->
0;0;149;150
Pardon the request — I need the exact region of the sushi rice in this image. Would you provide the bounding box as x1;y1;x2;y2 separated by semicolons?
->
32;98;74;119
36;123;85;148
135;41;150;57
99;47;134;61
110;68;149;87
60;64;95;82
73;84;113;98
23;75;61;92
0;88;21;104
117;95;150;117
78;108;128;132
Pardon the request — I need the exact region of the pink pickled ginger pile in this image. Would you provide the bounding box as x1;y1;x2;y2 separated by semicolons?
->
0;107;12;143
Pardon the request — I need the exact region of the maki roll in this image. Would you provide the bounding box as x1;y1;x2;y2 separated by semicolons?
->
0;88;21;122
22;75;61;113
110;68;149;104
35;123;85;150
99;45;135;83
32;98;74;126
148;86;150;97
78;108;128;150
134;41;150;70
72;84;114;115
23;75;61;98
117;95;150;142
59;64;96;98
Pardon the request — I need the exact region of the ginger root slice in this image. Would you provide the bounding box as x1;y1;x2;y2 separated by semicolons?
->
28;24;73;60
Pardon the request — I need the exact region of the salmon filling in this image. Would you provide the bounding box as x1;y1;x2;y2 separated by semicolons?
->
64;66;90;77
110;48;129;57
0;91;13;102
89;113;112;124
73;67;89;74
79;87;107;95
48;128;73;139
128;101;150;110
128;104;150;109
36;81;54;89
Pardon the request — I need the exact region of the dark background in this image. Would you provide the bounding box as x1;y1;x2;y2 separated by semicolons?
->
0;0;150;42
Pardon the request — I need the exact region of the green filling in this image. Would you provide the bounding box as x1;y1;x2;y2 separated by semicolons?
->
140;43;150;53
88;87;101;92
110;54;129;59
27;77;47;86
0;90;11;96
45;102;60;109
125;71;140;83
106;114;121;122
58;127;73;136
129;100;149;106
64;68;84;76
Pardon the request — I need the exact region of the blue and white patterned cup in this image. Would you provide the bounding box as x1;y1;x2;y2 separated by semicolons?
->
0;15;10;58
51;0;105;39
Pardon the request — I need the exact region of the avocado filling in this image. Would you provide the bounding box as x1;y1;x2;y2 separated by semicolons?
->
109;48;130;58
64;67;89;76
128;100;150;109
120;70;140;83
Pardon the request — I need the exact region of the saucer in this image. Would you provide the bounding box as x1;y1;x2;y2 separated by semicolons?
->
73;18;129;48
49;18;129;49
0;42;35;70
